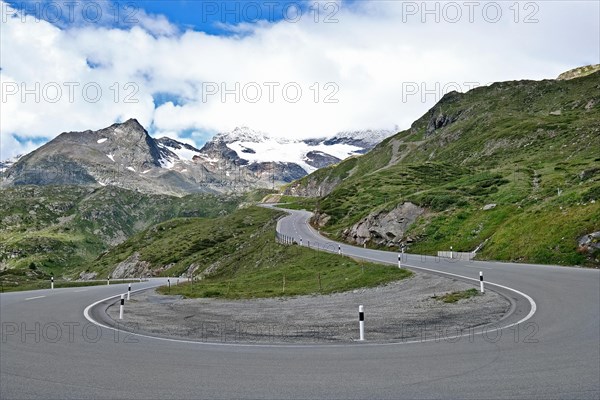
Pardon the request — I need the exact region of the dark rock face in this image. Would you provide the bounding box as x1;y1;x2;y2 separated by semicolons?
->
10;157;97;186
241;147;256;154
425;110;461;136
246;162;307;183
198;138;247;166
305;151;341;169
156;137;202;153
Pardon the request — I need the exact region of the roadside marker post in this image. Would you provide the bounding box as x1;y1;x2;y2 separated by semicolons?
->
119;294;124;320
398;253;402;269
51;276;54;290
127;284;131;300
107;276;110;286
479;271;485;294
300;237;303;246
358;305;365;341
338;245;342;255
450;246;453;259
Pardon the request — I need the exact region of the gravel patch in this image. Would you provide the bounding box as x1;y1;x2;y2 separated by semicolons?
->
107;272;510;344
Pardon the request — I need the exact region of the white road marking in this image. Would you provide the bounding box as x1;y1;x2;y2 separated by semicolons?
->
24;295;46;301
460;264;493;270
83;212;538;349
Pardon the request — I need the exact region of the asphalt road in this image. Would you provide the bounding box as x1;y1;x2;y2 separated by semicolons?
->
1;208;599;399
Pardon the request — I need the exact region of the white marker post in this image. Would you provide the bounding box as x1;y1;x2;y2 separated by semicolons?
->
300;237;303;246
338;245;342;255
107;276;110;286
51;276;54;290
358;305;365;341
450;246;453;259
127;283;131;300
119;294;124;320
398;253;402;269
479;271;485;294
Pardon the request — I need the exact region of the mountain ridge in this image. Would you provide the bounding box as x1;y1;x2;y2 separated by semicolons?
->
1;122;393;195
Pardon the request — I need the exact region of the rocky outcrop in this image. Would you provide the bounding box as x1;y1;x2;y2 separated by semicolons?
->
284;175;343;198
426;109;461;136
111;252;152;278
312;212;331;228
578;232;600;253
557;64;600;81
79;271;98;280
342;202;425;246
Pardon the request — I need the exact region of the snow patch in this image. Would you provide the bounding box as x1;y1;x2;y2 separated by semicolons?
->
169;147;201;162
107;154;115;162
97;138;108;144
159;157;175;169
127;166;136;172
226;140;362;173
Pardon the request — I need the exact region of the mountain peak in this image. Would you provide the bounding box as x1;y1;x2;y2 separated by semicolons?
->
213;127;273;144
323;129;395;148
116;118;145;131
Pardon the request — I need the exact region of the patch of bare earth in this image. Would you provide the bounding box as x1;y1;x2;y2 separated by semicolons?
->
107;272;510;344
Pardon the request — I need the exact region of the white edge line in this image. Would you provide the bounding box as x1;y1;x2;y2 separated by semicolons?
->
83;269;537;349
300;211;537;333
24;295;46;301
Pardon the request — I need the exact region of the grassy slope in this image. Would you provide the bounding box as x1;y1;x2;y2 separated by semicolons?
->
287;72;600;266
93;206;411;299
0;185;243;284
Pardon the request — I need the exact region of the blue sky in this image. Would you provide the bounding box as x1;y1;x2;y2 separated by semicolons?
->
1;0;599;160
135;0;318;32
5;0;341;34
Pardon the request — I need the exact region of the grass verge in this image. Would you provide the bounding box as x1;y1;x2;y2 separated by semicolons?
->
158;249;412;299
433;288;479;303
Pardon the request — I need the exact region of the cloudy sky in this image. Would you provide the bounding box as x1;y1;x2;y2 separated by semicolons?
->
1;0;598;160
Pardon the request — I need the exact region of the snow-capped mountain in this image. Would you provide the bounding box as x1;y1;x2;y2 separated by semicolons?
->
323;129;394;152
199;126;392;174
212;127;277;144
1;120;394;195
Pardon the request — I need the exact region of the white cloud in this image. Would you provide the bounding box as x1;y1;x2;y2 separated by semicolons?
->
1;0;598;160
